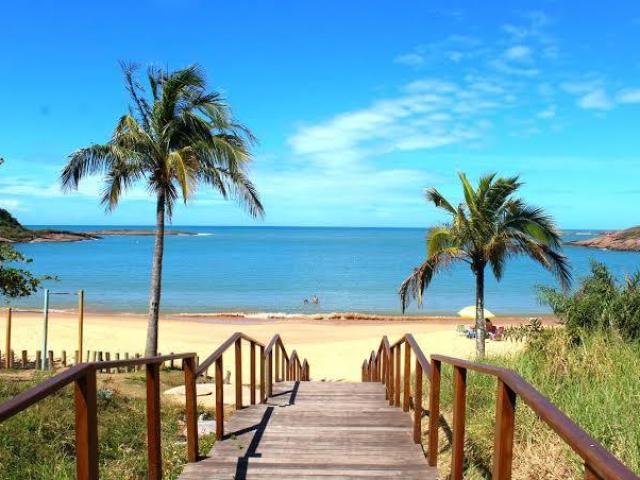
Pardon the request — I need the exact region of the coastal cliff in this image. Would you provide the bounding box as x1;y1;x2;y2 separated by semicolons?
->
0;208;197;243
569;227;640;251
0;208;97;243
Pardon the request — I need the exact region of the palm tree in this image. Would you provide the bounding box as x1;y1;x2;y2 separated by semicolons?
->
399;173;571;358
61;63;264;356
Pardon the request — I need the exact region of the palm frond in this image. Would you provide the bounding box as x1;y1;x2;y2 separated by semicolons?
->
61;144;113;190
399;252;459;312
425;187;457;215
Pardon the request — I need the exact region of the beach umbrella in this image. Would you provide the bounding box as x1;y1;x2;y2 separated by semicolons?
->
457;305;495;319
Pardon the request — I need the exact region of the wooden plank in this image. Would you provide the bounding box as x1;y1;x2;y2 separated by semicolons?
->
179;381;437;480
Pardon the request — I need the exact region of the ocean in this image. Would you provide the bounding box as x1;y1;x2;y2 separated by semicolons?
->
10;226;640;316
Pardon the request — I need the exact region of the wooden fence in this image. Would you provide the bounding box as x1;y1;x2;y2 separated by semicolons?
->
0;332;309;480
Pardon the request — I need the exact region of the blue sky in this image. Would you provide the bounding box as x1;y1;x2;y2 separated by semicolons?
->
1;1;639;228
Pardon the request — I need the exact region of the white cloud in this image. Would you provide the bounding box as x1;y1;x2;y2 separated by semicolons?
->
537;105;556;119
288;77;507;171
394;53;424;67
616;88;640;104
504;45;533;61
577;89;613;110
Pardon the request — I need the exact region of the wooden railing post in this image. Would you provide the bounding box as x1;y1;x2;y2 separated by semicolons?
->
388;347;394;405
428;358;441;466
250;342;256;405
275;346;280;382
413;359;423;444
267;352;273;397
403;342;411;412
184;356;198;463
259;346;265;403
394;346;401;407
75;366;98;480
451;366;467;480
146;363;162;480
493;379;517;480
235;338;242;409
215;356;224;440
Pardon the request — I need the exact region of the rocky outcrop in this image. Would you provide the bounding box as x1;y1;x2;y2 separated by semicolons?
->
569;227;640;251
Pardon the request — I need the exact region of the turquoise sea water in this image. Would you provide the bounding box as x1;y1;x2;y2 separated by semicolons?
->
10;226;640;315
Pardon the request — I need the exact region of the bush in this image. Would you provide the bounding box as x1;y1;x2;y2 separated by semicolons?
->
538;261;640;341
0;373;214;480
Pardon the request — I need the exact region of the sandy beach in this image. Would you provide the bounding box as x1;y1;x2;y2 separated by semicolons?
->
2;310;547;381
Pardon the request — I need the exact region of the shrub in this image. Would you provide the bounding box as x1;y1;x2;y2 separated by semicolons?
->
538;260;640;341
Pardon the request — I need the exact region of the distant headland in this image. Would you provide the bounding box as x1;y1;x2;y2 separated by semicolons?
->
0;208;195;243
569;226;640;252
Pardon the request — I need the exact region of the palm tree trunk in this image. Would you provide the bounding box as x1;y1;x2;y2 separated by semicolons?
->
145;191;166;357
475;266;486;359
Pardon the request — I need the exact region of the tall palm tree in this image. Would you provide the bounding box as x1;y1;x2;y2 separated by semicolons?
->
399;173;571;358
61;63;264;356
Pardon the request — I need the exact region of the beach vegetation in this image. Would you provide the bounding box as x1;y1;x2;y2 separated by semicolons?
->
399;172;571;357
0;369;215;479
60;63;264;356
539;260;640;342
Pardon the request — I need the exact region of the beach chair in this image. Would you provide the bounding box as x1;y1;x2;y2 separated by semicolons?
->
456;324;467;335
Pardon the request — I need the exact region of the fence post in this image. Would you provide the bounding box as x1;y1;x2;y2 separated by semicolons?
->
275;345;280;383
250;342;256;405
75;366;98;480
403;343;411;412
428;358;441;467
146;362;162;480
492;379;517;480
388;347;394;405
267;352;273;397
413;360;423;444
235;338;242;409
259;346;265;403
184;356;199;462
394;346;401;407
21;350;27;369
451;366;467;480
215;356;224;440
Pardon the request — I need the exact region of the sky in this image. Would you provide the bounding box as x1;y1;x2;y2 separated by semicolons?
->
1;1;639;229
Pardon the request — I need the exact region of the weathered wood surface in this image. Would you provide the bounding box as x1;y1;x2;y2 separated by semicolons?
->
179;381;437;480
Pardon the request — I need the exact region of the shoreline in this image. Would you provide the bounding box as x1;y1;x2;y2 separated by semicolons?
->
5;306;556;324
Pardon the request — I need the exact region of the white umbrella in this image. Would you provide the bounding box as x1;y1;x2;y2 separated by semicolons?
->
457;305;495;319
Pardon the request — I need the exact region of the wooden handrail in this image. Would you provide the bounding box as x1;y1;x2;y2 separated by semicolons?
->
431;355;639;480
362;336;639;480
0;333;310;480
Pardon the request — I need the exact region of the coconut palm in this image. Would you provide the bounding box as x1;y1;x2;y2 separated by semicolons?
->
399;173;571;358
61;63;264;356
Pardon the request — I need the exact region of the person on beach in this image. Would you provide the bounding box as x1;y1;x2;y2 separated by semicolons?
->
311;295;319;304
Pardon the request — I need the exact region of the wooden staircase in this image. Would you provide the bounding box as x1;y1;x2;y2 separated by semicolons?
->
179;381;437;480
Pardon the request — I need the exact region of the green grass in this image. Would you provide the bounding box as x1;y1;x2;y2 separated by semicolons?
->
432;331;640;479
0;371;215;480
